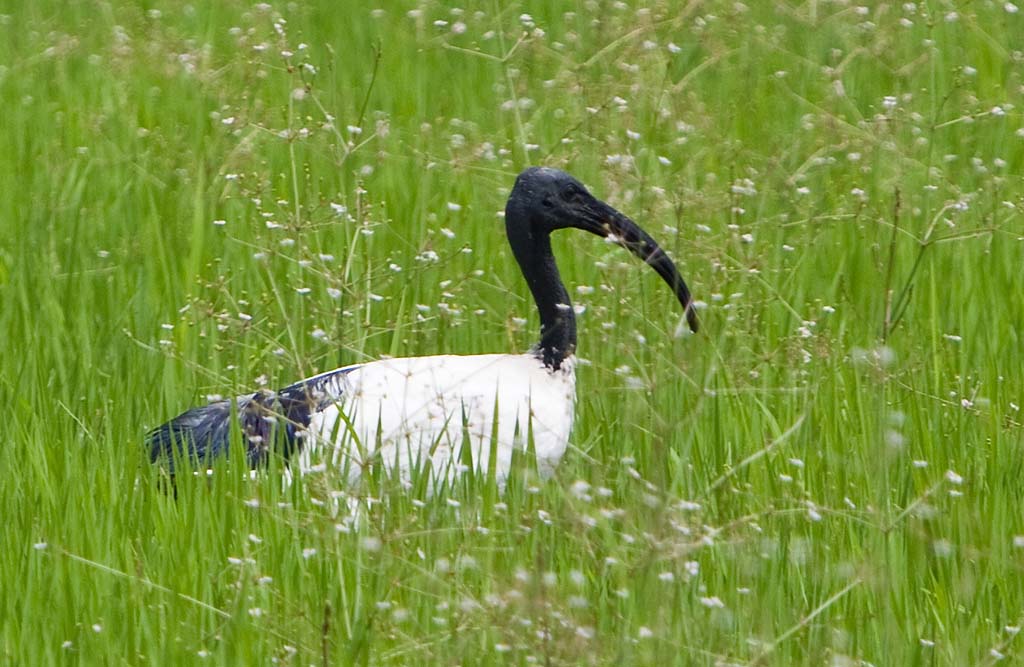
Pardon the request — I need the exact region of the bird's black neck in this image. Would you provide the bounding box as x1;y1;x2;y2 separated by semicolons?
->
509;230;576;371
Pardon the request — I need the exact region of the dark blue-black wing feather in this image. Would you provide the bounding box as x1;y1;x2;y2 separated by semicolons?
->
148;366;358;475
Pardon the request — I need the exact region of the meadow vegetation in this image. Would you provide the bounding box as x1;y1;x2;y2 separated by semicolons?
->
1;0;1022;664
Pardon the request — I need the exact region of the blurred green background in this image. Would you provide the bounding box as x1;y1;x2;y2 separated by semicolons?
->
1;1;1022;664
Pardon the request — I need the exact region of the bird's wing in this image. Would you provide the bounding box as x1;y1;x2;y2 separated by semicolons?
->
148;364;361;474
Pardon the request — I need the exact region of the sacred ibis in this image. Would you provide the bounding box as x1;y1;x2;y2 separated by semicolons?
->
149;167;698;485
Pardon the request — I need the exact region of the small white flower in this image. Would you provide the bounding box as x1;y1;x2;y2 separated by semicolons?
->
944;470;963;485
570;480;591;499
575;626;595;639
730;178;757;196
886;430;906;448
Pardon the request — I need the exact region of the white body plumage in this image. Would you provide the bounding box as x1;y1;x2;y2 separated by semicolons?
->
298;354;576;486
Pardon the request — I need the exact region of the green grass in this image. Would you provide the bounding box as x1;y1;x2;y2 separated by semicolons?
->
1;0;1022;664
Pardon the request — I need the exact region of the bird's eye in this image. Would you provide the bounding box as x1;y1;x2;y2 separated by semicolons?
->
561;186;582;202
542;197;554;208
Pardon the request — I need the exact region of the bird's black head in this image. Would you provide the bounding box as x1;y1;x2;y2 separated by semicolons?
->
505;167;699;333
506;167;596;233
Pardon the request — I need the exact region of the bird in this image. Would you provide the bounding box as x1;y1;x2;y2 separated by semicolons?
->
148;167;698;487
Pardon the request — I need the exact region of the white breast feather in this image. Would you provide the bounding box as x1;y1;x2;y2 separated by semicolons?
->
301;353;576;486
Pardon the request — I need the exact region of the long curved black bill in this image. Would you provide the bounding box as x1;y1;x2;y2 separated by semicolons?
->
577;199;699;333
